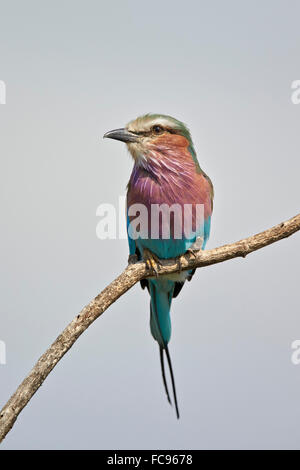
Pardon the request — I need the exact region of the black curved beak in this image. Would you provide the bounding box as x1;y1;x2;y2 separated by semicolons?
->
103;128;139;143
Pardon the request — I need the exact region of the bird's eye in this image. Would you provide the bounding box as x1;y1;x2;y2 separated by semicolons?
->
152;125;164;134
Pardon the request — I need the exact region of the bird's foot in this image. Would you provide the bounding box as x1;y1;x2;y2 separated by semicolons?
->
186;247;198;258
143;248;161;277
187;236;204;260
176;255;184;272
128;254;138;265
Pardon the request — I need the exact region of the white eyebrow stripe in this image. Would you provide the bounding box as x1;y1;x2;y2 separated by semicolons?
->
128;117;179;133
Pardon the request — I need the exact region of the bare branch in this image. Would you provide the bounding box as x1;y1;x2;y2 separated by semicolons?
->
1;213;299;443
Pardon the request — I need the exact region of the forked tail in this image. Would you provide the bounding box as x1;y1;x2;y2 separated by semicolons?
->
149;280;180;419
159;345;180;419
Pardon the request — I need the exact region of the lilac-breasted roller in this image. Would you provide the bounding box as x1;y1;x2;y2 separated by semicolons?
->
104;114;213;418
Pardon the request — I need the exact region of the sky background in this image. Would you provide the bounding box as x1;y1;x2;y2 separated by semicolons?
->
0;0;300;450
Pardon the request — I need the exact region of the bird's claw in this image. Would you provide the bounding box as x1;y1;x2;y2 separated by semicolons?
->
128;254;138;265
176;255;183;272
187;248;198;259
143;248;161;277
187;236;204;259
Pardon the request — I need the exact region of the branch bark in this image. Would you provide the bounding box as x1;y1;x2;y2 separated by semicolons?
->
1;213;300;443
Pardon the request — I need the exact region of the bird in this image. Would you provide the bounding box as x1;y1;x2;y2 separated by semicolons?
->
104;114;213;418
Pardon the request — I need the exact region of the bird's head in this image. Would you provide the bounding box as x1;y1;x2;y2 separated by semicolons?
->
103;113;197;166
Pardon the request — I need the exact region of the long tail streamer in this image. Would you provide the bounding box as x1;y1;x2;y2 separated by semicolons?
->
159;345;180;419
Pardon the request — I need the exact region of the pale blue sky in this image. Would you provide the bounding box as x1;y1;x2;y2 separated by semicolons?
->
0;0;300;449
